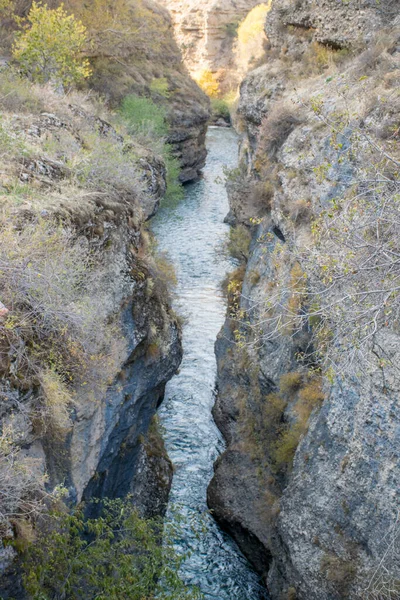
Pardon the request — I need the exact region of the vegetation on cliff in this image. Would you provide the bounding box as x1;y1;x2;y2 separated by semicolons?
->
211;8;400;599
21;498;201;599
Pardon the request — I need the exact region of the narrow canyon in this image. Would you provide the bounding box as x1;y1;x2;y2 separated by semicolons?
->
0;0;399;599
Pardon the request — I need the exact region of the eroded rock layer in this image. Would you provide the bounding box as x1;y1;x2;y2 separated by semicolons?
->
158;0;268;91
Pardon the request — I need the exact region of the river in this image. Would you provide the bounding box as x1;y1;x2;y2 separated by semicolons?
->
151;127;268;600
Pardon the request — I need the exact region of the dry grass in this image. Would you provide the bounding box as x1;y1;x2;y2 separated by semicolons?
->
257;103;302;160
0;421;48;539
0;217;126;398
39;369;74;436
321;552;358;596
279;371;303;395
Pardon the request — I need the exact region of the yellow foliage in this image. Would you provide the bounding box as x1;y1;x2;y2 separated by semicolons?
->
296;378;324;421
284;262;307;332
237;3;271;46
13;2;91;86
236;3;271;72
194;69;220;98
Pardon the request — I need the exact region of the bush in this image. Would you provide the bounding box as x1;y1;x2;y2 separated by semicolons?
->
287;586;297;600
0;217;125;395
321;552;357;596
289;199;312;225
272;423;303;471
0;70;45;114
150;76;170;98
194;69;220;98
78;134;141;199
249;180;274;211
119;95;183;204
39;368;74;435
227;224;251;262
295;378;324;422
12;2;91;86
272;376;324;472
163;146;184;204
0;421;48;538
210;98;231;121
21;498;202;600
257;103;301;159
225;21;239;38
120;94;168;138
279;372;303;395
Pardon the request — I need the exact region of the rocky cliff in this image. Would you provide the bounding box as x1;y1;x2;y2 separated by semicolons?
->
157;0;269;93
0;71;183;595
208;1;400;598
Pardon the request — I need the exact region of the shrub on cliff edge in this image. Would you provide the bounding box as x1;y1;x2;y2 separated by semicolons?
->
120;94;184;203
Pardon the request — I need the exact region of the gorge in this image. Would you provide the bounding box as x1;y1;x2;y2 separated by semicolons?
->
0;0;399;599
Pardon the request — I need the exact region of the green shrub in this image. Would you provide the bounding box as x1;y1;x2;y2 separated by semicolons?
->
227;224;251;262
150;76;171;98
210;98;231;121
21;498;202;600
225;20;240;38
119;95;183;204
12;2;91;86
163;145;184;204
272;423;303;470
120;94;168;137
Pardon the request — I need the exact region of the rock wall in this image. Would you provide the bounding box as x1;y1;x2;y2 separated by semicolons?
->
0;80;182;595
208;2;400;598
157;0;269;92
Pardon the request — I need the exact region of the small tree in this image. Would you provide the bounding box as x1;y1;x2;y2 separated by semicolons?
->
12;2;91;86
22;498;202;600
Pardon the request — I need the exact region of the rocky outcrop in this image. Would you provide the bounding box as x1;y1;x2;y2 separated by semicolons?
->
209;3;400;599
0;80;182;596
266;0;399;50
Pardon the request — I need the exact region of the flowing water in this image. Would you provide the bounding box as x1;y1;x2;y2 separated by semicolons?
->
151;128;268;600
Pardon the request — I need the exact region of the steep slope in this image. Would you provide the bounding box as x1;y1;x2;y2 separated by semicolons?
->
208;2;400;598
85;0;210;182
0;0;210;182
0;75;182;596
